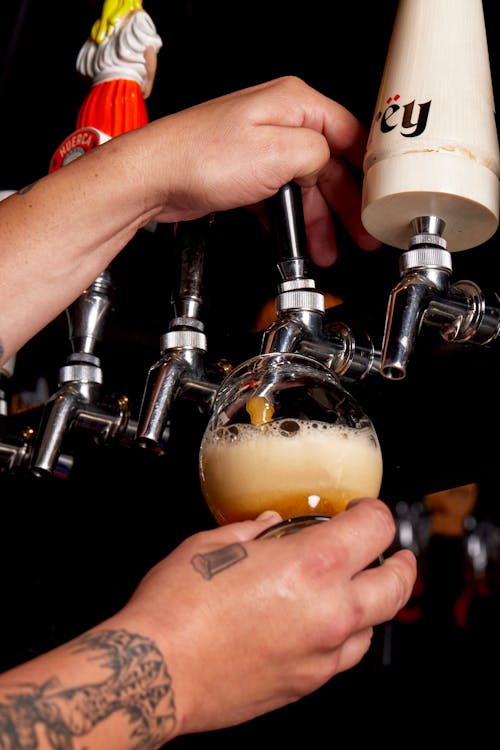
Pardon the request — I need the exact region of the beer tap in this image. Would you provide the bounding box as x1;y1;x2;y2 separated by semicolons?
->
0;356;73;478
0;355;32;474
381;216;500;379
30;270;135;477
362;0;500;380
135;216;222;453
261;181;382;383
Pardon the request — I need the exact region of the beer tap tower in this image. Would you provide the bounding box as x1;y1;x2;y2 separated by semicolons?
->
362;0;500;380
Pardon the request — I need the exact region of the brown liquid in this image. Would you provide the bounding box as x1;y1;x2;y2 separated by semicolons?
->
199;419;383;525
207;487;359;526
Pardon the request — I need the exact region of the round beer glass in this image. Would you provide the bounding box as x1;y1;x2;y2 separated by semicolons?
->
199;352;383;534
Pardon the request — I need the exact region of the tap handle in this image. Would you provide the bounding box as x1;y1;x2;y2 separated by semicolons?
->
66;269;115;355
266;182;310;281
171;215;213;321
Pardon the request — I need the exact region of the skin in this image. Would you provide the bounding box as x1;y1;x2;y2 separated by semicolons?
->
0;76;413;748
0;76;380;366
0;502;415;747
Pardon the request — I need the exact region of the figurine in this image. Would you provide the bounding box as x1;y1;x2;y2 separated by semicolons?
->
50;0;162;171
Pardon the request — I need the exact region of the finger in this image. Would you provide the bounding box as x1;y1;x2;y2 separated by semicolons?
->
196;512;284;547
256;77;370;169
302;186;338;266
317;158;382;253
288;498;399;575
351;549;418;627
333;626;375;675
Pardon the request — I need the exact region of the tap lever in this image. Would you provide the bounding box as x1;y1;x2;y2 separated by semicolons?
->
262;184;382;382
136;215;220;452
266;182;310;282
66;269;115;355
171;215;213;322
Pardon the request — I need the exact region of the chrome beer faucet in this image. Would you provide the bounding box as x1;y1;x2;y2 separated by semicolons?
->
361;2;500;379
261;182;382;383
30;270;136;477
380;216;500;380
0;355;35;474
135;217;222;452
0;356;73;478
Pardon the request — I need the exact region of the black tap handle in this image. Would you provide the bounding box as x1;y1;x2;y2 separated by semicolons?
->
266;182;310;281
170;214;214;321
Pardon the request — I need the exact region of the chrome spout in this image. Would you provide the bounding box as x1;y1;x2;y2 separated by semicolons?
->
30;266;132;477
261;182;382;383
30;353;130;477
380;217;452;380
380;215;500;379
136;346;211;452
0;432;73;479
0;355;73;478
136;217;221;452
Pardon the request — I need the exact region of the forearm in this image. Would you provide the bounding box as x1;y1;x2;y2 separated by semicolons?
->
0;618;180;749
0;502;417;748
0;133;164;364
0;76;380;364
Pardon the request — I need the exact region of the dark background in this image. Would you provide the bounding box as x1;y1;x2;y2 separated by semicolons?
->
1;1;500;744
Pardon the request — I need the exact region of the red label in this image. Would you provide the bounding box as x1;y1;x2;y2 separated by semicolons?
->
49;127;103;172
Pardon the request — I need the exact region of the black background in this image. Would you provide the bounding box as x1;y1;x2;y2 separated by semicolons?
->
1;1;500;745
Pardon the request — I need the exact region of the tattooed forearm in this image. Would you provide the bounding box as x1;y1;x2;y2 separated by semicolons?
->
191;542;248;580
0;629;176;750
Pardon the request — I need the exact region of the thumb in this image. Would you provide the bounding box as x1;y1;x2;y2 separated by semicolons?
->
206;511;283;544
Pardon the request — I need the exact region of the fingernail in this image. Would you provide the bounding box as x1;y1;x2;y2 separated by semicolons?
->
256;510;282;522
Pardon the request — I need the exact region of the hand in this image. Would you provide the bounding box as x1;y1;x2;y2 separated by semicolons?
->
0;76;382;363
134;76;381;265
121;498;416;736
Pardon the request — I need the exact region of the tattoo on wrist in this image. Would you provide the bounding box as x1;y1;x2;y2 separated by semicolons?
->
191;542;248;579
0;629;176;749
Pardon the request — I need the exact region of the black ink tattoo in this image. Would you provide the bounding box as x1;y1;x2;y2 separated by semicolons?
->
0;341;3;364
18;181;39;194
191;542;248;579
0;629;176;750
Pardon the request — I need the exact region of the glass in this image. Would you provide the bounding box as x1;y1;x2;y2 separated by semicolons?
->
199;352;383;533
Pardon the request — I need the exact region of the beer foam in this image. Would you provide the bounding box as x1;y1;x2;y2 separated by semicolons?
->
199;418;383;525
